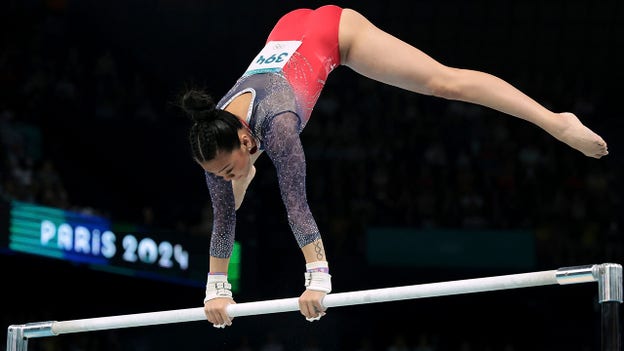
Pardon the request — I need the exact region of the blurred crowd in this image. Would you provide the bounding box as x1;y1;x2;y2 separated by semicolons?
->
2;1;620;266
1;1;622;350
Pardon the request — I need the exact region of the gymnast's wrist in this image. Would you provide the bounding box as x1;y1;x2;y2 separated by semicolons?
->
204;273;233;303
304;261;332;293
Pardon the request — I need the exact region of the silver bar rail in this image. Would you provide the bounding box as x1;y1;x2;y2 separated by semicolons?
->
6;263;622;351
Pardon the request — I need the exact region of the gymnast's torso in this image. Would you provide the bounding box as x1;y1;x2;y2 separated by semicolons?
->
207;5;344;258
216;4;343;146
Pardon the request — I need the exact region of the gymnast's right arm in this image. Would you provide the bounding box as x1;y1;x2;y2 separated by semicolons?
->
203;171;237;328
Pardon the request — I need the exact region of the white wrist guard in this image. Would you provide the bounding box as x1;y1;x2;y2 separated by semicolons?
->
204;274;233;304
304;261;332;293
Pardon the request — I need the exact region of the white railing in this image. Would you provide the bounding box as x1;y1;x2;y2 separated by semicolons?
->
6;263;622;351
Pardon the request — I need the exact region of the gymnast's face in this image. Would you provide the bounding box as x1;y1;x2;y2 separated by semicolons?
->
199;132;255;182
199;147;252;181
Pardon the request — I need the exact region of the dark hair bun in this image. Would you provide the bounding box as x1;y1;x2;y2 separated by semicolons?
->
181;89;217;122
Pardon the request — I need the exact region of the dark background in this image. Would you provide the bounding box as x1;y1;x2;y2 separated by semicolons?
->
1;0;623;350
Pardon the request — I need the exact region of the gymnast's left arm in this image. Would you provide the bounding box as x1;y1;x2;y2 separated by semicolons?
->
263;112;332;321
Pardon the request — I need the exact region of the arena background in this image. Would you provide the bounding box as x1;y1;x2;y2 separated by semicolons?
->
1;0;623;350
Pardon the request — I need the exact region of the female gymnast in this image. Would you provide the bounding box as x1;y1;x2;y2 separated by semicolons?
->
178;4;608;328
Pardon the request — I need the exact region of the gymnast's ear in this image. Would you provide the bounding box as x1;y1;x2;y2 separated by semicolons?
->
240;134;257;154
240;134;252;148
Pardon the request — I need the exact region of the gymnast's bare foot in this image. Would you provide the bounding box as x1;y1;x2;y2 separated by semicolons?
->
554;112;608;159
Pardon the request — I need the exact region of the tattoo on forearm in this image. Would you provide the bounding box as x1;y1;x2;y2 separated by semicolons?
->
314;241;324;260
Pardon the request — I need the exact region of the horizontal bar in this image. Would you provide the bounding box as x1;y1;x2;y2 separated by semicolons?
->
45;269;562;336
555;264;597;284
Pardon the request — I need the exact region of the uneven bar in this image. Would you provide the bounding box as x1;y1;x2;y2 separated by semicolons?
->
27;269;575;336
6;263;622;351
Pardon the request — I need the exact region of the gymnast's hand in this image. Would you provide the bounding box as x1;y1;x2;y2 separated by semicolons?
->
299;289;327;321
204;297;236;328
300;260;332;321
204;273;235;328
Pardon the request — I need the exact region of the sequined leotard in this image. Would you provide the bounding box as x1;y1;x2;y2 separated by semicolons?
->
206;5;343;258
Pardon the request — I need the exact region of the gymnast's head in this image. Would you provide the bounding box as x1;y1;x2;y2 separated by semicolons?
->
180;89;255;181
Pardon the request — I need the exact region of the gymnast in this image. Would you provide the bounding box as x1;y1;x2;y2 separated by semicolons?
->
178;4;608;328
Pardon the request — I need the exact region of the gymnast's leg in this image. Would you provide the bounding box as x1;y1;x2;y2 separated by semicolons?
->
336;8;608;159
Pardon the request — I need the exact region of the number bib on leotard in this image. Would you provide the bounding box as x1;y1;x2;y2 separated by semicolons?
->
244;40;302;76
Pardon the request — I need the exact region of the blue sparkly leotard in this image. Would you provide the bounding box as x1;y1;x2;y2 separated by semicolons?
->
206;5;343;258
